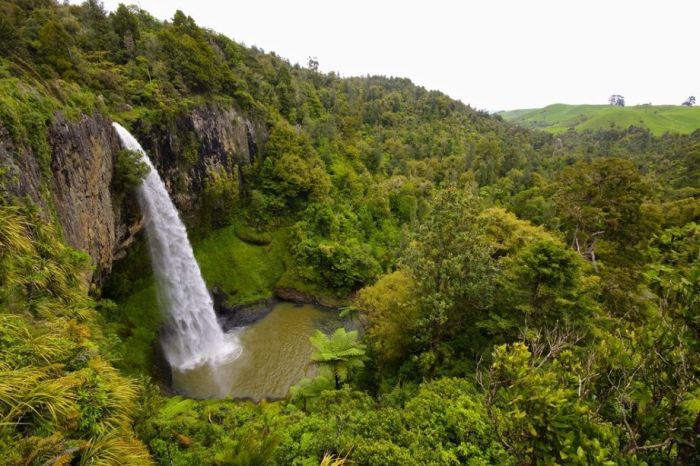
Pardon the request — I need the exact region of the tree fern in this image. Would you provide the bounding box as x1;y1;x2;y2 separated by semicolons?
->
309;328;366;389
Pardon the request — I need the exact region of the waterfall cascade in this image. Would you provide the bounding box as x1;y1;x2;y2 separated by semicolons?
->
112;122;240;370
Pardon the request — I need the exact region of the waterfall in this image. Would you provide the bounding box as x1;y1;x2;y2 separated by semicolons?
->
112;123;240;371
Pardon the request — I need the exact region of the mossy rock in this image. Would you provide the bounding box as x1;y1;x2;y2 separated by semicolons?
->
233;219;272;245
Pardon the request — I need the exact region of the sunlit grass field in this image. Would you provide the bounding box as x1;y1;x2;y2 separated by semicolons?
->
500;103;700;135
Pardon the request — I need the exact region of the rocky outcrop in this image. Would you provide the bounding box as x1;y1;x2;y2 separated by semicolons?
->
0;113;133;283
133;103;267;214
0;123;44;207
274;287;343;308
0;103;267;284
48;113;130;282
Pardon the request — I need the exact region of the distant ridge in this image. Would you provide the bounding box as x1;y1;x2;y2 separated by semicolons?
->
499;103;700;135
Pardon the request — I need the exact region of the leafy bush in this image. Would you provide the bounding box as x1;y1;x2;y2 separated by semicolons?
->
0;204;149;464
112;148;148;199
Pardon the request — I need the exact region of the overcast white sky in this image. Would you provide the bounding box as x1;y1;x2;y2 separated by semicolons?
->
80;0;699;111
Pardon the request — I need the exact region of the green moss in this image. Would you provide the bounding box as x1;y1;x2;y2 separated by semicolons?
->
115;105;152;125
0;77;56;177
232;217;272;245
193;225;288;305
0;59;101;183
276;268;348;307
180;129;201;168
104;281;160;375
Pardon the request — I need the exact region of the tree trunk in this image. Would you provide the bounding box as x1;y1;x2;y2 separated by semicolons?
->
677;412;700;465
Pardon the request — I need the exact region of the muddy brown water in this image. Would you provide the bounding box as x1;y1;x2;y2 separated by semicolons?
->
171;302;342;400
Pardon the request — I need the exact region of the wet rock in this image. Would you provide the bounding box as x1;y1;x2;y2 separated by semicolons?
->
0;122;44;208
274;286;342;308
0;103;267;285
219;298;277;331
1;113;143;283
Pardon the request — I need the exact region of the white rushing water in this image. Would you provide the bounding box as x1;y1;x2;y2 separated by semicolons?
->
112;122;241;371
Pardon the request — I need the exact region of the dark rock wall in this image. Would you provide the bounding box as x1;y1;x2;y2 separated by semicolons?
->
132;104;266;213
48;112;125;282
0;103;267;284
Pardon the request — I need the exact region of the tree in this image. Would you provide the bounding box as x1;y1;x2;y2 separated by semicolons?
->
37;19;74;74
307;56;319;71
289;371;334;411
481;342;621;464
111;4;140;41
553;158;649;264
552;158;655;315
683;96;696;107
472;135;504;186
357;270;419;366
0;14;18;55
110;4;139;60
310;328;366;389
608;94;625;106
492;239;598;339
403;188;499;373
258;122;331;211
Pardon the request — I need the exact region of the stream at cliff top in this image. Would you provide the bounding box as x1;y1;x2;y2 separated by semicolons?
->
172;302;343;401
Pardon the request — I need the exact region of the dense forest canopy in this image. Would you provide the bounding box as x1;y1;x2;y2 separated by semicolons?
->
0;0;699;464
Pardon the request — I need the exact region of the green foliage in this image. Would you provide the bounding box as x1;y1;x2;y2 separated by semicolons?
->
255;121;331;214
111;4;139;44
403;187;499;374
0;13;18;55
554;158;650;249
485;342;622;465
310;328;366;389
141;380;511;465
357;269;419;366
292;235;382;292
288;202;385;292
645;222;700;328
0;203;150;464
552;158;657;316
290;369;334;410
36;18;74;75
3;2;700;464
0;77;55;177
199;167;239;229
491;239;598;338
112;148;148;201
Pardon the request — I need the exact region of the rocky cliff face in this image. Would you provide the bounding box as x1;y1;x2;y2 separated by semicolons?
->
0;103;266;284
49;113;130;282
132;103;267;214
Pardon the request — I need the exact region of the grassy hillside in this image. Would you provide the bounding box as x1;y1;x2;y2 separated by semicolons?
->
500;103;700;135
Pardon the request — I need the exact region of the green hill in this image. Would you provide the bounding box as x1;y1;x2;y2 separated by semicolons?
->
499;103;700;135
